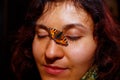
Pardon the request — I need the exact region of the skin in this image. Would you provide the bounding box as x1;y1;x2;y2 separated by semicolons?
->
32;2;97;80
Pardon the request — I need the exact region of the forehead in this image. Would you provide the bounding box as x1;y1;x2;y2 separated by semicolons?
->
36;1;94;30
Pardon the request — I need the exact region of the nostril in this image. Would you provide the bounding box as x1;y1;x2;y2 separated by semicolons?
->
45;56;62;64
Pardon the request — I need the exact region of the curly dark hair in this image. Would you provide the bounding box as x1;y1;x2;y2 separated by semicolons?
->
11;0;120;80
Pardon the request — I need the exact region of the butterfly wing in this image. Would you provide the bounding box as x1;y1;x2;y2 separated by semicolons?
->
49;28;68;46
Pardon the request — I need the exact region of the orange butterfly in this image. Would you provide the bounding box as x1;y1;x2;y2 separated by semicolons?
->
49;28;68;46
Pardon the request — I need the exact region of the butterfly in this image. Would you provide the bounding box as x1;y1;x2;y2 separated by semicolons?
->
49;28;68;46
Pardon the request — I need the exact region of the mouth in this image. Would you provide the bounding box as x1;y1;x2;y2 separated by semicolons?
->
43;65;68;75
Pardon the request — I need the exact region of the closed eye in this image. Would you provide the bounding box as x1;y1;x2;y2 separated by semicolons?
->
66;36;82;41
37;34;48;38
36;28;49;39
37;33;49;39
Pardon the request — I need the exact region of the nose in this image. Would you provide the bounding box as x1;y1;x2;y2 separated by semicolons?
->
45;40;64;61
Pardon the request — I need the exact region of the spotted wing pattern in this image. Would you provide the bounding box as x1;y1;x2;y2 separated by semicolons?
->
49;28;68;46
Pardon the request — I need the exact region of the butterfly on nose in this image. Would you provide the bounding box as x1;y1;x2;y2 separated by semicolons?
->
49;28;68;46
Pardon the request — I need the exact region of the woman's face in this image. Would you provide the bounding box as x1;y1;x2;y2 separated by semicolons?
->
32;2;97;80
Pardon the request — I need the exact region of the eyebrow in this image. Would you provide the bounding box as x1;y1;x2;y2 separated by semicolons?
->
35;24;49;31
35;23;87;32
63;23;87;32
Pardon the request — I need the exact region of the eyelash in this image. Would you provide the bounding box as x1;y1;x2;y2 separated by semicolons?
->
37;34;48;39
37;32;82;42
66;36;82;41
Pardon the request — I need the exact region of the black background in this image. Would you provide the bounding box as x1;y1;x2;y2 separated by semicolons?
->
1;0;31;79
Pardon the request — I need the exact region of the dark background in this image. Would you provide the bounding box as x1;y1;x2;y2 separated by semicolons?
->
0;0;120;79
1;0;31;79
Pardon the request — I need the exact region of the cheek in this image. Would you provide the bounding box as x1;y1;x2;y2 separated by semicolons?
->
66;38;97;65
32;36;47;62
32;35;49;56
32;39;41;61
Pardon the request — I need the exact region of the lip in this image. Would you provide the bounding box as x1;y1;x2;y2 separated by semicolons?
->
44;65;68;75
